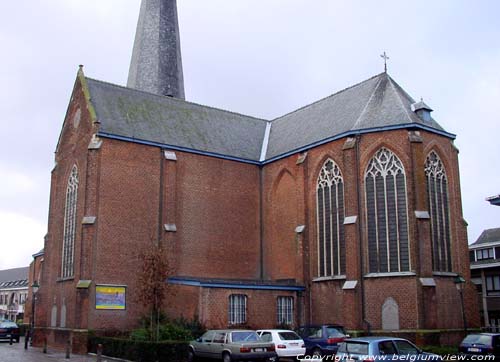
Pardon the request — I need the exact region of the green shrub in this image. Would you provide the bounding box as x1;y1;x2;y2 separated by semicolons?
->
159;322;192;341
169;316;206;339
130;328;151;341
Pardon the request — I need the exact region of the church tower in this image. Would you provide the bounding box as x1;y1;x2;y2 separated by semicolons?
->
127;0;185;99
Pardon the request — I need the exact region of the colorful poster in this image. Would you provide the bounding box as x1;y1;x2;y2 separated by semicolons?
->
95;285;126;310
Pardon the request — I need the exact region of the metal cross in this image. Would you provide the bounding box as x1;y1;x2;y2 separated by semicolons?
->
380;51;389;73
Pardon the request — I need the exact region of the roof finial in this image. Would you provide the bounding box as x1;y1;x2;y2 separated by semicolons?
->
380;51;389;73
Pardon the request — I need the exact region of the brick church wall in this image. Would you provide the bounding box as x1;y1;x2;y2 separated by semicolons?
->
36;73;479;351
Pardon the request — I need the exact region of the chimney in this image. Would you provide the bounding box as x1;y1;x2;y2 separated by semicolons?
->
127;0;185;99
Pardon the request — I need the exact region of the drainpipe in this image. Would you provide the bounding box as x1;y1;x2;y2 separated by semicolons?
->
259;166;264;280
355;134;370;334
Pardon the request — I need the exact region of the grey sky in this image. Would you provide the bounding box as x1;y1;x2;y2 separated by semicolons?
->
1;0;499;269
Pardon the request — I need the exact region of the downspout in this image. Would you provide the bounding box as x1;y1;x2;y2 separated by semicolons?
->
158;150;165;246
356;134;370;334
259;165;264;280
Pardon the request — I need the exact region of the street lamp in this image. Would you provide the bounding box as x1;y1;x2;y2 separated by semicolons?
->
454;275;467;334
30;281;39;345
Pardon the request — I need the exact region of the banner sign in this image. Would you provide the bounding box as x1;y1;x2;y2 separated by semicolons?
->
95;285;126;310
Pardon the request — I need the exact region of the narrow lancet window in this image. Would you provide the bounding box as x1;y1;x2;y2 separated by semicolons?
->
365;148;410;273
425;151;452;272
317;159;345;277
62;165;78;278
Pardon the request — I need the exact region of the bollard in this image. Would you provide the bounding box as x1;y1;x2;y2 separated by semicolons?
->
65;339;71;359
43;337;47;353
9;333;12;345
97;343;103;362
24;330;29;350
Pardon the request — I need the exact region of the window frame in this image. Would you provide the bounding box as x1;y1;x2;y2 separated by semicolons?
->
276;296;294;325
61;165;79;279
425;151;452;272
364;148;411;273
228;294;247;325
316;158;345;277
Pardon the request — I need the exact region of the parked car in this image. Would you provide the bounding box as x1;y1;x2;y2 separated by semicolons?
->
257;329;306;361
459;333;500;358
188;329;277;362
336;336;439;361
297;324;348;357
0;321;20;343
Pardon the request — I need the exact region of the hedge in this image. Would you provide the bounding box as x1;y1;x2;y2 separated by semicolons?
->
88;336;189;362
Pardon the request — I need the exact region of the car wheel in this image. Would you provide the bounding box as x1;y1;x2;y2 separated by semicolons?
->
187;348;196;362
312;348;322;358
223;352;233;362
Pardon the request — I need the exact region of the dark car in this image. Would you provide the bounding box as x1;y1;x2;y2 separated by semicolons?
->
297;324;348;357
0;321;20;343
459;333;500;358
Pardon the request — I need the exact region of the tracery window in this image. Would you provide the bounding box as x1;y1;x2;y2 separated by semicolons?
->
62;165;78;278
316;159;345;277
365;148;410;273
425;151;452;272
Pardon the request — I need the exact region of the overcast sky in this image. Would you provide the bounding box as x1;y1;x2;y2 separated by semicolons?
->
1;0;499;269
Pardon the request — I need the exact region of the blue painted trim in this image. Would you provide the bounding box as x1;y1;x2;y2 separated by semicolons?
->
98;123;455;167
97;132;262;165
167;277;305;292
262;123;456;165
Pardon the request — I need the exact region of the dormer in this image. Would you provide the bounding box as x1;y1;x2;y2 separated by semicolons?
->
411;98;433;122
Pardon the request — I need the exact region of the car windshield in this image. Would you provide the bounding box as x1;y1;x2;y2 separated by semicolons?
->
462;335;492;346
339;341;369;355
279;332;301;340
232;331;260;342
326;326;346;338
0;322;17;328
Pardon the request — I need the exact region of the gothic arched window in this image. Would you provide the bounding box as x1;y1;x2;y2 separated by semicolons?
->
62;165;78;278
365;148;410;273
317;159;345;277
425;151;452;272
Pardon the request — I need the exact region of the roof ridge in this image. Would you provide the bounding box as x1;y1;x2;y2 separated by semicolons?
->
351;74;385;130
85;76;270;124
271;72;386;123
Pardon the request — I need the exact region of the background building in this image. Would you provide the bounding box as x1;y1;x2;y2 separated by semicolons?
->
34;0;479;352
0;267;29;322
470;228;500;331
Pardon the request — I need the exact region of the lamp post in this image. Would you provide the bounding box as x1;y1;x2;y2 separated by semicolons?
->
30;281;39;345
454;275;467;334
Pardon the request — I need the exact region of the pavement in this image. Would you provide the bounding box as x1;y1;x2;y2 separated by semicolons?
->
0;338;122;362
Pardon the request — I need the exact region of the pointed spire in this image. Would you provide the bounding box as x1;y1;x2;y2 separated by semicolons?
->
127;0;185;99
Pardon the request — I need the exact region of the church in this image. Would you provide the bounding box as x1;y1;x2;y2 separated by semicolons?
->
34;0;479;353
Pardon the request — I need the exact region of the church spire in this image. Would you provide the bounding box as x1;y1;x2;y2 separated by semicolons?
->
127;0;185;99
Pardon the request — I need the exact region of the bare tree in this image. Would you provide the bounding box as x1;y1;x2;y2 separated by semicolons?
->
136;241;172;341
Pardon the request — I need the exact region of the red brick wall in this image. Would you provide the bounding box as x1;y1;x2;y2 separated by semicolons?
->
197;287;298;329
36;74;99;332
262;129;479;330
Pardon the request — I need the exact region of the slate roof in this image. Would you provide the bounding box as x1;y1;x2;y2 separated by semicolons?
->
85;72;452;163
266;73;445;159
88;78;268;162
0;267;29;288
471;228;500;246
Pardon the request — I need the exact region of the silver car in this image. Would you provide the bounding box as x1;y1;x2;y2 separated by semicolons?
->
188;329;277;362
